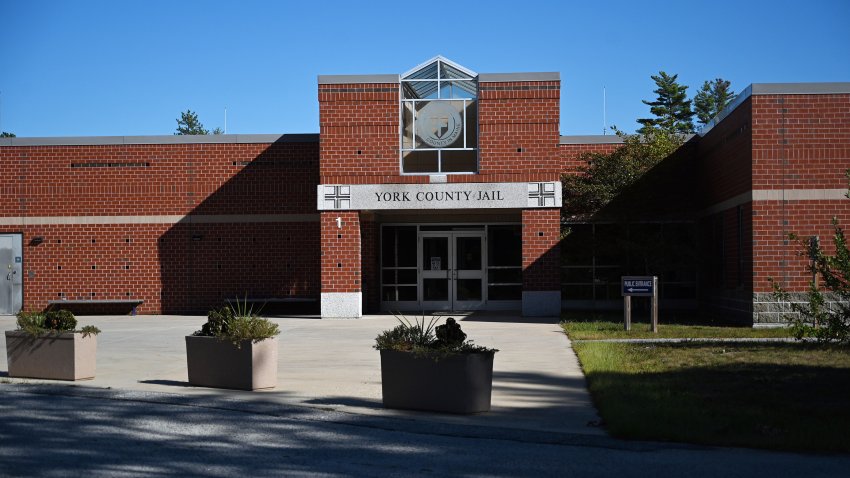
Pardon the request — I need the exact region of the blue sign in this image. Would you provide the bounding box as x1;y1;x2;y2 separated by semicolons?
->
622;276;656;297
15;256;21;263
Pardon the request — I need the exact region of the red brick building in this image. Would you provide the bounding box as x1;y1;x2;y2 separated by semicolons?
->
1;57;848;324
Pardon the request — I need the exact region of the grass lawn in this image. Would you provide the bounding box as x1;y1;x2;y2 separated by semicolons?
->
561;312;793;340
573;341;850;453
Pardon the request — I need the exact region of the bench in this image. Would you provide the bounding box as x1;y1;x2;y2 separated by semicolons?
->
48;299;145;315
239;298;317;304
229;297;319;314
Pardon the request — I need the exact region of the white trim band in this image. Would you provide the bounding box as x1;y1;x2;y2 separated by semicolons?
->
702;189;849;216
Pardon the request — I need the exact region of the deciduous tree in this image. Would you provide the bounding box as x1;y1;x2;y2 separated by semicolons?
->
562;127;686;219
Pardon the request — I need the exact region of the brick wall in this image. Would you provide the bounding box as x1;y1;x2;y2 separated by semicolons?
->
558;142;621;175
318;83;401;184
751;93;850;294
752;94;850;190
522;208;561;291
320;211;361;294
695;92;850;322
478;81;561;183
318;80;562;185
697;98;753;208
752;200;850;294
0;140;321;314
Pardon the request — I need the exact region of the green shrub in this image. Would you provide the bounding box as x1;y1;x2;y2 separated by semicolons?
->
374;314;497;360
195;297;279;348
43;309;77;331
14;309;100;338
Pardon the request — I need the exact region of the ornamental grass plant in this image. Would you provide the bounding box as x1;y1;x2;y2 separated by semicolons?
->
374;314;497;360
194;297;279;348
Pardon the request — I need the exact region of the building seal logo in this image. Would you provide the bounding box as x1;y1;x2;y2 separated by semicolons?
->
416;101;463;148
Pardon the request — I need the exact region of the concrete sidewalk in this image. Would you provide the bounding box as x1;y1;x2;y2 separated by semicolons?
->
0;313;602;436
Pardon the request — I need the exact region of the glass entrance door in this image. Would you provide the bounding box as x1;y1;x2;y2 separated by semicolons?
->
420;232;485;311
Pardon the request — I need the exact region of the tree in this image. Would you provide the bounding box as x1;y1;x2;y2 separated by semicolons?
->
562;127;686;219
772;171;850;344
694;79;735;127
0;131;15;137
175;110;209;135
637;71;694;135
211;127;224;135
773;217;850;344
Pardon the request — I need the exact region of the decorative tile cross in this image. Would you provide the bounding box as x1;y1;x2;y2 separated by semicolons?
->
323;185;351;210
528;182;556;207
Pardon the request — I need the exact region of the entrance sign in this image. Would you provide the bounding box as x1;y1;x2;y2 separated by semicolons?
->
430;257;441;271
622;277;654;296
318;182;562;211
621;276;659;333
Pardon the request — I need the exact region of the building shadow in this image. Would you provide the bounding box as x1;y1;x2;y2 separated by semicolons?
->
560;138;704;316
157;135;321;314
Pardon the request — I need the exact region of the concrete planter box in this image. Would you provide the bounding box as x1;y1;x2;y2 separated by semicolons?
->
5;331;97;381
380;350;495;414
185;336;278;390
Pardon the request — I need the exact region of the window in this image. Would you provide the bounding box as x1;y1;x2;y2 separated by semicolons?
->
487;225;522;300
381;226;418;302
561;222;698;303
400;57;478;174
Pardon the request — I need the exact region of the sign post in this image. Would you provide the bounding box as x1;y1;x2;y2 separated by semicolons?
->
621;276;659;333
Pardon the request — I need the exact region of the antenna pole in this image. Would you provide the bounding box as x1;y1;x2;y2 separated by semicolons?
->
603;87;606;135
224;107;227;134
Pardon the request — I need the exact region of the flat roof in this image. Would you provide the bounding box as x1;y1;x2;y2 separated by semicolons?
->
317;72;560;84
559;135;624;145
317;74;400;85
5;83;847;147
0;134;319;147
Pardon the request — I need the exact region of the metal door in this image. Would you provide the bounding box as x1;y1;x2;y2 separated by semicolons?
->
420;233;451;311
0;234;23;315
419;231;485;311
452;233;485;310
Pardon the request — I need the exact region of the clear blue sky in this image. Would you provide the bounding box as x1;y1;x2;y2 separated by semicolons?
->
2;0;849;137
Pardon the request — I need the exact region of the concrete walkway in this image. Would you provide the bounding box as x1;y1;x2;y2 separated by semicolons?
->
0;313;602;436
573;337;806;344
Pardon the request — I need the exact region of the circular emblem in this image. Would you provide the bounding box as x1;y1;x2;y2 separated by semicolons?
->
416;101;463;148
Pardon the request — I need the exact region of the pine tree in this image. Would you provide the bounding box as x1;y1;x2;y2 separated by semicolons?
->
694;79;736;127
637;71;694;135
175;110;209;135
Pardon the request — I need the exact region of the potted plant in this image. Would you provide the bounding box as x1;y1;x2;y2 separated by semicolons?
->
375;315;498;414
5;310;101;381
186;299;280;390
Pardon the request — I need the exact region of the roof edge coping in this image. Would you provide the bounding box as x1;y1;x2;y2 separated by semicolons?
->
479;72;560;82
559;135;624;145
0;134;319;147
699;82;850;137
318;74;399;85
